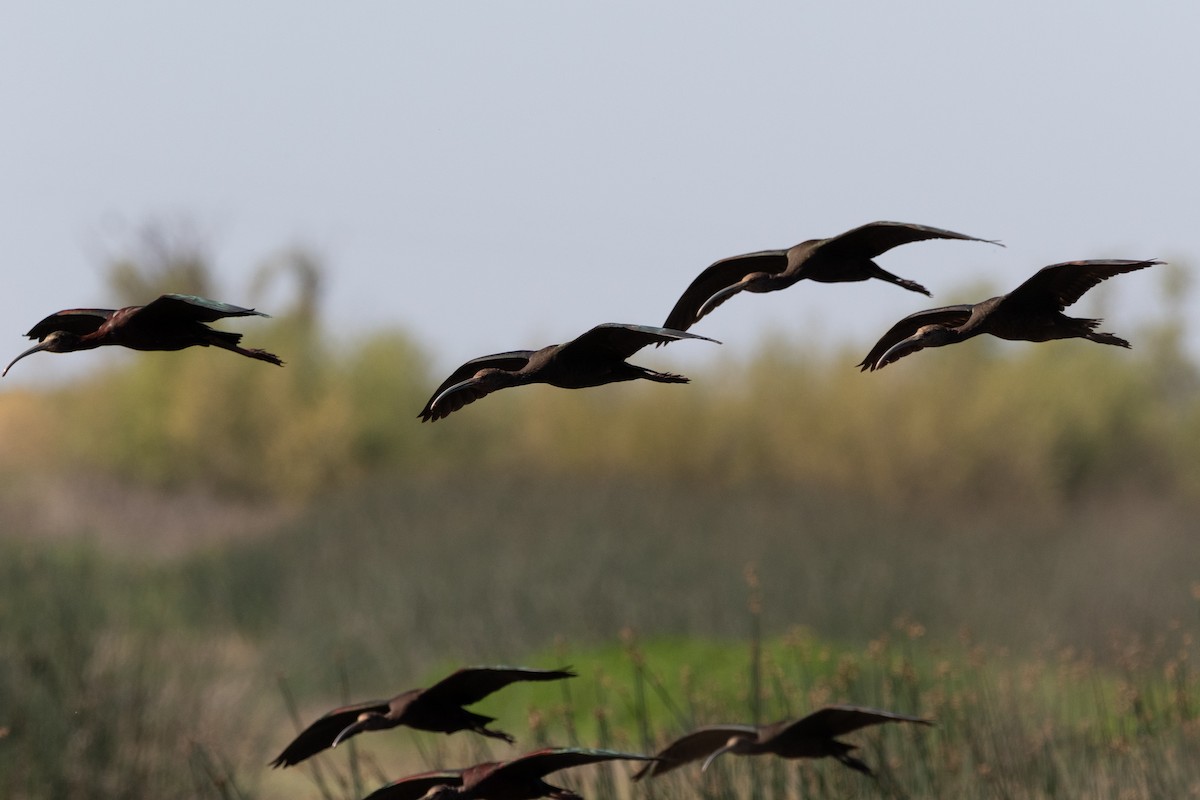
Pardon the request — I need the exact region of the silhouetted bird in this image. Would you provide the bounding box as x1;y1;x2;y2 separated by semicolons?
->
3;293;282;376
361;747;656;800
270;666;575;768
663;220;1000;332
418;323;716;422
633;705;931;779
858;258;1162;371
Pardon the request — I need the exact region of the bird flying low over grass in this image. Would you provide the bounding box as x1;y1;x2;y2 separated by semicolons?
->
632;705;932;780
418;323;718;422
360;747;658;800
270;666;575;768
2;293;283;376
858;258;1163;371
662;220;1001;333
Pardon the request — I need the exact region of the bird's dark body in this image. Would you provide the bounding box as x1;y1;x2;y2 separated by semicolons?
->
662;221;1000;332
361;748;656;800
418;323;716;422
386;689;500;736
3;294;283;376
633;705;931;780
76;306;243;352
736;242;901;288
859;259;1161;371
532;346;671;389
751;719;858;760
270;666;575;768
448;760;578;800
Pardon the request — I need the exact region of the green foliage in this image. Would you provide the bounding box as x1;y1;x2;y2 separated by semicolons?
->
0;542;263;800
6;305;1197;513
4;523;1197;799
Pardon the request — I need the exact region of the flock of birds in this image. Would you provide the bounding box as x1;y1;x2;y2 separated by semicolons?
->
3;221;1159;417
266;664;930;799
4;220;1160;798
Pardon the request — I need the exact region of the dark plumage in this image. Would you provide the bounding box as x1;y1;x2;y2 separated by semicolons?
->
663;221;1000;332
633;705;931;780
361;747;656;800
270;666;575;768
2;293;282;376
418;323;717;422
858;259;1162;371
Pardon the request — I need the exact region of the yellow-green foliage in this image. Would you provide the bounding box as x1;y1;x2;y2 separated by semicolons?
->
458;326;1200;510
6;324;433;499
1;312;1197;509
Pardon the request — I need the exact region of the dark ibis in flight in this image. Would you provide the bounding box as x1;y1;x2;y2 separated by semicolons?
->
418;323;717;422
2;293;282;376
270;666;575;768
633;705;931;780
360;747;656;800
858;258;1162;371
662;220;1001;332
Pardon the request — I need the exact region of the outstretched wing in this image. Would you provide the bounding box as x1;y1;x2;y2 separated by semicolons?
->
775;705;932;741
632;725;757;780
24;308;115;339
663;250;789;330
818;221;1000;261
558;323;717;363
858;305;974;371
1002;259;1161;313
269;699;390;767
423;666;576;708
485;748;656;786
417;351;535;422
361;769;466;800
132;294;269;325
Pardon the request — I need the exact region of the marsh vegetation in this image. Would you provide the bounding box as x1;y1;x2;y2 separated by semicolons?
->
1;254;1197;798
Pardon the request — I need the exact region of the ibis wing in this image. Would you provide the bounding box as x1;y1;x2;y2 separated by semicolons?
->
1002;259;1160;313
776;705;932;741
858;305;974;371
663;250;788;330
269;699;390;768
818;221;1000;261
134;294;268;325
485;748;655;786
423;666;575;708
24;308;114;339
417;351;534;421
361;770;465;800
633;725;758;780
558;323;717;363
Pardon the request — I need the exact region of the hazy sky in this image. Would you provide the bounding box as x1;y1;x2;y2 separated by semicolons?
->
3;2;1197;384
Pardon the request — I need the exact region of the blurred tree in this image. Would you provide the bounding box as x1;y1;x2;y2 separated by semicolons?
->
105;220;214;303
250;246;323;332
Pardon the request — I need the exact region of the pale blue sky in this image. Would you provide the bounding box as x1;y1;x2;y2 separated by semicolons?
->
2;2;1196;384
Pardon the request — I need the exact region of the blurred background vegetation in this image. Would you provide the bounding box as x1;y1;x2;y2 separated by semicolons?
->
1;230;1197;798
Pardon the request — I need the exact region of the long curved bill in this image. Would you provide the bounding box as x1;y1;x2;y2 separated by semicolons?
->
331;718;370;749
428;376;481;415
871;324;960;371
700;742;740;772
2;341;53;377
696;283;748;322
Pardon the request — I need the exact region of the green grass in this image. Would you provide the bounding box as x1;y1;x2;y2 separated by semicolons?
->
2;475;1198;799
